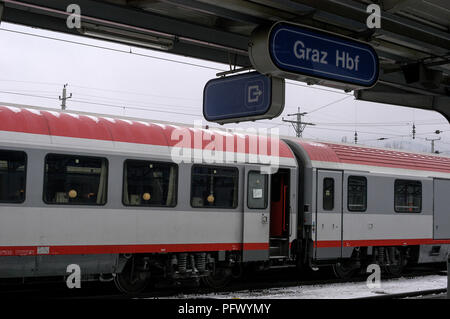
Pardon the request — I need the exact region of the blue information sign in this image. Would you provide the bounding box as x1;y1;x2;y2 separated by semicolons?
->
203;71;285;124
249;22;379;90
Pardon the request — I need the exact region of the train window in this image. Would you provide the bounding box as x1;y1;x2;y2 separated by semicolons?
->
44;154;108;205
323;178;334;210
394;180;421;213
0;150;26;203
191;165;238;209
247;171;268;209
348;176;367;212
123;160;177;207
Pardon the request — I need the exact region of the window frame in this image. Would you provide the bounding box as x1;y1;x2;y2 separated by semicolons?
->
0;149;27;204
347;175;367;212
43;153;109;206
247;170;268;210
122;159;178;208
322;177;335;211
190;164;239;209
394;179;422;213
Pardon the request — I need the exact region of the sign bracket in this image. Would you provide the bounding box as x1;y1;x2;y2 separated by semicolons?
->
216;66;254;77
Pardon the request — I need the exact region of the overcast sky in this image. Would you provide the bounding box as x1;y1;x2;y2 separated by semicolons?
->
1;21;449;153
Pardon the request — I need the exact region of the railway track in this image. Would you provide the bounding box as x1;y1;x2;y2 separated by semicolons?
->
0;264;444;299
356;288;447;299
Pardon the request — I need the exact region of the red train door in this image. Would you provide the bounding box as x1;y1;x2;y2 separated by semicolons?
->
269;169;290;258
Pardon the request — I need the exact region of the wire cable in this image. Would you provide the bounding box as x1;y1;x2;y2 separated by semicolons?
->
307;95;353;113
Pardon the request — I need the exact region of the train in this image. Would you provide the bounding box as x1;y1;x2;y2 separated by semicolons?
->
0;105;449;293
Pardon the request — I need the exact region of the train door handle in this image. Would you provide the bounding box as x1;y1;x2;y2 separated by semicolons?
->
261;214;268;224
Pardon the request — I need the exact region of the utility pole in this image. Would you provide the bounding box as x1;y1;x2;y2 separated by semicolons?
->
426;136;441;153
282;107;315;138
59;84;72;110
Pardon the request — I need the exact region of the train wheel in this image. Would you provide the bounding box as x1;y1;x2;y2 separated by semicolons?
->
202;266;232;289
332;260;357;279
114;258;149;294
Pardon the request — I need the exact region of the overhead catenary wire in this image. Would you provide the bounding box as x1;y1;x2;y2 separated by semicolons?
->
307;95;353;113
70;98;201;117
0;90;201;117
1;88;449;139
0;28;225;73
1;89;448;148
0;26;361;97
3;85;446;128
0;78;202;103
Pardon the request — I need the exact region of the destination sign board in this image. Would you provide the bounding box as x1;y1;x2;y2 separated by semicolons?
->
249;21;379;91
203;71;285;124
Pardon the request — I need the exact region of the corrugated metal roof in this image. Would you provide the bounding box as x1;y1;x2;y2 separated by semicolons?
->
298;139;450;173
0;105;295;159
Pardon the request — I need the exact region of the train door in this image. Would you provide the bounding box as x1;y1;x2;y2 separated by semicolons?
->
269;169;290;259
433;179;450;239
242;167;271;262
315;170;342;260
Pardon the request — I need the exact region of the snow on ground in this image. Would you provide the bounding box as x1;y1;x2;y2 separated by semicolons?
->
170;275;447;299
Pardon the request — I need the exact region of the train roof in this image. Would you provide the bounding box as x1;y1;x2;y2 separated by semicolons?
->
293;139;450;178
1;104;449;177
0;105;296;166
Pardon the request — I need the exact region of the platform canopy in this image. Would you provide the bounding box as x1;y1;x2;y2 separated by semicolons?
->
1;0;449;120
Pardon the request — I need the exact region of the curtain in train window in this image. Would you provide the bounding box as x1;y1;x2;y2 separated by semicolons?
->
247;171;268;209
0;150;26;203
44;154;108;205
191;166;238;208
323;178;334;211
347;176;367;212
394;180;421;213
123;160;177;207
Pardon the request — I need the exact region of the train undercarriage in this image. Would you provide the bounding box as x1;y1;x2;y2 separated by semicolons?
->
111;244;416;294
0;243;439;295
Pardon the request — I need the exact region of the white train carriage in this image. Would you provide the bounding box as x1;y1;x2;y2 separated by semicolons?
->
286;139;450;277
0;105;298;292
0;104;449;292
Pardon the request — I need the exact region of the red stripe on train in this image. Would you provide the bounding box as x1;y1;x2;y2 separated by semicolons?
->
0;242;269;257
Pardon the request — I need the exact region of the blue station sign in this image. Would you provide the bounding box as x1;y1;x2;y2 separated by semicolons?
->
249;22;379;91
203;71;285;124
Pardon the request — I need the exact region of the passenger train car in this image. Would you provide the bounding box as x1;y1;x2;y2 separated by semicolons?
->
0;105;449;293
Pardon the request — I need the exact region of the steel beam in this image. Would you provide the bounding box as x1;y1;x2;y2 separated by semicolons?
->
155;0;268;25
381;0;422;13
355;84;450;122
298;0;450;55
1;0;250;59
0;2;3;24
